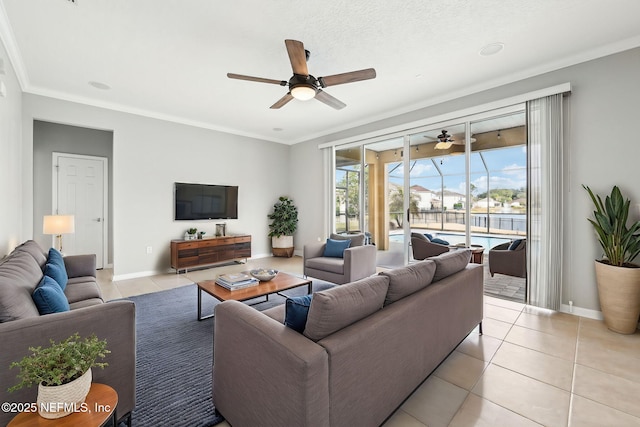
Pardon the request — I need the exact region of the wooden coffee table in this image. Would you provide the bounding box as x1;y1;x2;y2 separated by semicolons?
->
197;272;312;320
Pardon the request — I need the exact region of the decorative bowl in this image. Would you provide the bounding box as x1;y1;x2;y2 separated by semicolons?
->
249;269;278;281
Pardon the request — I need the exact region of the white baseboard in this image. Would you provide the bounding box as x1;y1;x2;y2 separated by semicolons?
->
112;270;162;281
559;303;603;320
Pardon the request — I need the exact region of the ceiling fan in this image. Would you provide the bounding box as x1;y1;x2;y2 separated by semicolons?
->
432;130;476;150
227;39;376;110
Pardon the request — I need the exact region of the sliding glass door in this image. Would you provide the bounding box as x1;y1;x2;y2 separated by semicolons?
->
332;106;528;297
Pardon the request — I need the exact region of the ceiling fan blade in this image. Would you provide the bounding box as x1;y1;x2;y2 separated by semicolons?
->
318;68;376;88
227;73;287;86
285;39;309;76
270;93;294;109
315;89;346;110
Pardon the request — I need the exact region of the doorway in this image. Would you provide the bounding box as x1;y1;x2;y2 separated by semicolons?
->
53;153;109;269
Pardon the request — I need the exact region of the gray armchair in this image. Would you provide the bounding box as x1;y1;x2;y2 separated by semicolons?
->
410;232;449;260
489;239;527;278
303;233;377;285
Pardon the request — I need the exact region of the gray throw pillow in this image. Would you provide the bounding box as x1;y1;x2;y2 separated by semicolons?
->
430;249;471;282
379;260;436;305
303;275;389;341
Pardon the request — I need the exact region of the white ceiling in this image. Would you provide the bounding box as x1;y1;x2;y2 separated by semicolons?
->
1;0;640;145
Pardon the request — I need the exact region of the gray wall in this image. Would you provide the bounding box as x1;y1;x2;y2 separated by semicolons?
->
32;120;114;263
0;40;22;256
22;95;290;278
290;47;640;315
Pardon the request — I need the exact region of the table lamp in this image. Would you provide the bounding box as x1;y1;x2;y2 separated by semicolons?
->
43;215;75;253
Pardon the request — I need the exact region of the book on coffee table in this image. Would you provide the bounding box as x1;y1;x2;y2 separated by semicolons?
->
215;273;259;291
218;272;253;283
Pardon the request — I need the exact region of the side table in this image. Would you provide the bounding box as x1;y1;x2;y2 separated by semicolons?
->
470;245;485;264
8;383;118;427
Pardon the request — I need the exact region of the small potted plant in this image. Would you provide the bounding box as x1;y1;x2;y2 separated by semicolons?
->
185;228;197;240
584;185;640;334
198;231;206;240
8;332;110;419
268;196;298;257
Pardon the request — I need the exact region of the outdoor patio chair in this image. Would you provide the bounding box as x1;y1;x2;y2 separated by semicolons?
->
489;239;527;278
410;232;449;260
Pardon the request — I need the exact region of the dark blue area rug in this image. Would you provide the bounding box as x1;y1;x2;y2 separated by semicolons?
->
127;275;334;427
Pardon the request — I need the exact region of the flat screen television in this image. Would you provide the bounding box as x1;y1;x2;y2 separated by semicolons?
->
174;182;238;220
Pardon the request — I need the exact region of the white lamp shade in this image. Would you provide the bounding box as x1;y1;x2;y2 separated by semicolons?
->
43;215;75;235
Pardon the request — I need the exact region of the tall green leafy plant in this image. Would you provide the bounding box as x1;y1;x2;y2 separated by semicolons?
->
268;196;298;238
583;185;640;267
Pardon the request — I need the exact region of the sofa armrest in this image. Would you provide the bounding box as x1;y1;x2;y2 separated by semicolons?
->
64;254;97;278
303;242;326;261
0;301;136;426
343;244;377;282
213;300;329;427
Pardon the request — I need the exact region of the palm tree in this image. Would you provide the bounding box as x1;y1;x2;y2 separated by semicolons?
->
389;185;420;228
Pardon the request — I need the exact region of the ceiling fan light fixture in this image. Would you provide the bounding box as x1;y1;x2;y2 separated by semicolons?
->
291;85;316;101
434;141;453;150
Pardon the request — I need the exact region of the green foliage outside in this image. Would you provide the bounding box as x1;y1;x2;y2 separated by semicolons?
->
9;333;109;392
476;188;527;205
389;187;420;228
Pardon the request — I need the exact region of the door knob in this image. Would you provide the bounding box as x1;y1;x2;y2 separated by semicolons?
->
95;218;102;222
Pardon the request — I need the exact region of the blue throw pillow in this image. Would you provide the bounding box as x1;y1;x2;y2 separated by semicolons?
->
32;276;70;315
284;295;313;333
425;234;433;241
431;238;450;245
44;262;68;291
508;239;524;250
44;248;69;291
323;238;351;258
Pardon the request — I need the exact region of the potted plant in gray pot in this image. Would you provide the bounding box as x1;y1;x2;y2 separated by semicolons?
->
583;185;640;334
268;196;298;257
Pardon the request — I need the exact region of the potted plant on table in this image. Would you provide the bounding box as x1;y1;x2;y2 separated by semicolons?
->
268;196;298;257
8;332;110;419
583;185;640;334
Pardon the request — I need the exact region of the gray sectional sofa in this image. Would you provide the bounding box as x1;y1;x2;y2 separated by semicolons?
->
213;249;483;427
0;240;135;426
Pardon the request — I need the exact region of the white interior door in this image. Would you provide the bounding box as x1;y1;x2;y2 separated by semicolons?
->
53;153;108;268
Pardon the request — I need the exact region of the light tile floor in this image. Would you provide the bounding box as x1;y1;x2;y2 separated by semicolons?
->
100;257;640;427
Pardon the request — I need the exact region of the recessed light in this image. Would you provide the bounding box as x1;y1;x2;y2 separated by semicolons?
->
479;42;504;56
272;127;283;132
89;81;110;90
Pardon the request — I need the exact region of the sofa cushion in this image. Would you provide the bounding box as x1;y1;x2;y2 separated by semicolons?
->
323;238;351;258
304;275;389;341
379;260;436;305
13;240;47;267
284;295;313;333
64;280;103;304
430;249;471;282
32;275;70;315
44;263;68;291
305;257;344;275
330;233;365;247
0;251;43;322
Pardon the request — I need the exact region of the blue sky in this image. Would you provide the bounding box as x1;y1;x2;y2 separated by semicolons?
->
389;146;527;195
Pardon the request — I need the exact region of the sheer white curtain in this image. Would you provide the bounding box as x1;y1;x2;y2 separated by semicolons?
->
527;94;563;310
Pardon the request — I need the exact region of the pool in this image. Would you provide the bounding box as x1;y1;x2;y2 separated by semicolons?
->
389;232;514;252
